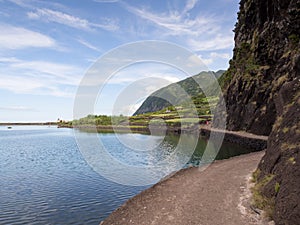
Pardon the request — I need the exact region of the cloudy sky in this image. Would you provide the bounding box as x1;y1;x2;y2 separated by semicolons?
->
0;0;239;122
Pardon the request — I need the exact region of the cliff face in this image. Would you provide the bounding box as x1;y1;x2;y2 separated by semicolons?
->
258;80;300;223
214;0;300;223
215;0;299;136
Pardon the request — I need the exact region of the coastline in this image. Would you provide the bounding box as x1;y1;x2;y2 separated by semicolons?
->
99;129;268;225
0;122;57;126
61;124;268;151
101;151;269;225
4;123;270;224
200;126;267;151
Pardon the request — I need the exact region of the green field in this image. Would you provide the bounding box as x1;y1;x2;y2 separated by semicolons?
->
59;93;217;131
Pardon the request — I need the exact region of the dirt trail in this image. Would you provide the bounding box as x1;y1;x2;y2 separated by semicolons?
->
101;151;272;225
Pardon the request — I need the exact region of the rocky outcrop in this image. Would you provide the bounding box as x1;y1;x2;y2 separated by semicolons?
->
214;0;300;136
214;0;300;224
258;80;300;224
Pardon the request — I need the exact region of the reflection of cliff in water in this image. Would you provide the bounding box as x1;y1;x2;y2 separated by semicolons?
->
163;134;257;167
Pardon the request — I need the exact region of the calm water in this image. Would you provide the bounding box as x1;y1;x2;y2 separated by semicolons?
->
0;126;255;224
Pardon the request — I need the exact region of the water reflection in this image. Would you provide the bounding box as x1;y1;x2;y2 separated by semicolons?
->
0;126;257;225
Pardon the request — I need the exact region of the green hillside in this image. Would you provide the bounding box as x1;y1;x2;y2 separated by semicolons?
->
62;70;225;131
133;70;225;116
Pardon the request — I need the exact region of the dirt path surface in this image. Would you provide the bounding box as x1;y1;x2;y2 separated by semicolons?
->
101;151;270;225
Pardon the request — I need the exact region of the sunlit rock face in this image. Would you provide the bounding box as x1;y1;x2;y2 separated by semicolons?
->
214;0;299;136
214;0;300;223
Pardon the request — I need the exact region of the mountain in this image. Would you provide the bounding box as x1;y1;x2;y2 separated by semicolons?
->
214;0;299;223
133;70;225;116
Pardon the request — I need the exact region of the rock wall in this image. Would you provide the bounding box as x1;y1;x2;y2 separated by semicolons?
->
258;80;300;224
214;0;300;136
200;127;267;151
214;0;300;223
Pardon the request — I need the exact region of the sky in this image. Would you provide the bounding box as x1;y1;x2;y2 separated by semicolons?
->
0;0;239;122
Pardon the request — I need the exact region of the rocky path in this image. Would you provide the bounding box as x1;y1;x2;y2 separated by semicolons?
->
101;151;271;225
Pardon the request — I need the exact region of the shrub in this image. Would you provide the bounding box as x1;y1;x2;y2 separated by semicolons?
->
275;182;280;194
288;34;299;46
251;174;275;219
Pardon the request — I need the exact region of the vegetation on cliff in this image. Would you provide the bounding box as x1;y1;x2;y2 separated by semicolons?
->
214;0;300;223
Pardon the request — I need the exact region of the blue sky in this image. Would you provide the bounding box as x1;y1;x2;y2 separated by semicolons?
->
0;0;239;122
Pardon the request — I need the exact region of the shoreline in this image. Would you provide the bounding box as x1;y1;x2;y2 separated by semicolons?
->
0;122;57;126
3;123;270;224
99;128;268;225
2;123;268;151
200;126;267;151
65;124;268;151
101;151;269;225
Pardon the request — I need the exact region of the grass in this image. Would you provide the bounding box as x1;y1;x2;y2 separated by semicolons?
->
128;94;215;128
275;182;280;194
66;93;216;132
282;127;289;134
288;157;296;165
289;34;300;46
281;142;300;151
251;172;275;219
129;125;148;129
251;169;261;183
165;118;203;123
151;113;178;117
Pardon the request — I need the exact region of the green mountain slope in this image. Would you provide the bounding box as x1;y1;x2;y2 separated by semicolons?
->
133;70;225;116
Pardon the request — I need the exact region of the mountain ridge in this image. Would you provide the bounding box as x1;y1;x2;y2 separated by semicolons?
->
133;70;225;116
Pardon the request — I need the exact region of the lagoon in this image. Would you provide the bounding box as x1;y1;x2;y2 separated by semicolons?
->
0;126;255;224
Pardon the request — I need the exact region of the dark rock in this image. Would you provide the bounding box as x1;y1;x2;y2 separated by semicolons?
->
214;0;300;224
214;0;300;136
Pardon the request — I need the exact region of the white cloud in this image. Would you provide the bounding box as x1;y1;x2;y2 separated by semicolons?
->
0;75;44;93
210;52;231;59
0;58;84;97
188;34;234;51
27;8;119;31
198;55;213;65
0;57;21;63
110;73;180;85
0;106;37;111
124;2;234;52
11;61;81;84
80;62;183;91
183;0;199;14
7;0;32;8
125;4;213;37
108;65;182;85
0;24;56;49
77;38;101;52
27;8;89;29
198;51;231;66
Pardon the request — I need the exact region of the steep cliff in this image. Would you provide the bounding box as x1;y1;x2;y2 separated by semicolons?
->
214;0;299;223
215;0;299;136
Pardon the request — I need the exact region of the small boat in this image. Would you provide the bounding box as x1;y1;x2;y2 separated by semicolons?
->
7;126;12;129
